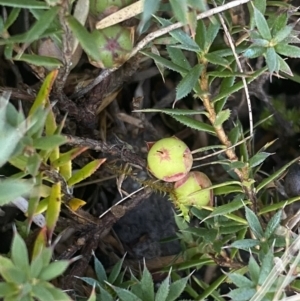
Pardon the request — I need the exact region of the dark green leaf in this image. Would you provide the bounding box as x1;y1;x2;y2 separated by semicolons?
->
141;51;188;74
156;17;200;52
195;19;206;50
0;179;33;205
264;210;282;239
273;25;293;44
170;0;188;24
278;55;293;76
271;13;288;37
258;249;274;285
243;46;265;59
214;109;230;127
140;0;160;30
11;230;29;271
166;275;190;301
67;15;102;62
216;74;236;113
108;255;125;284
32;135;67;150
4;7;21;30
245;207;264;239
257;156;300;192
0;0;48;8
204;22;220;51
205;52;230;68
176;64;203;100
248;255;260;284
206;199;244;219
133;108;206;115
253;6;271;40
214;185;244;195
230;239;260;250
0;283;18;298
265;47;279;74
227;287;256;301
15;54;62;68
252;38;269;47
212;66;268;102
227;273;253;288
167;46;191;70
42;283;71;301
249;152;272;168
0;257;27;284
94;256;107;283
0;6;59;44
32;284;55;301
99;286;114;301
140;264;154;301
78;277;99;288
275;43;300;58
208;70;249;78
170;115;215;135
39;260;69;281
155;275;170;301
111;285;143;301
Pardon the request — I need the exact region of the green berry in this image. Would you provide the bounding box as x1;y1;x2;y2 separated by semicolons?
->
90;0;133;16
93;25;133;68
174;171;213;208
147;137;193;182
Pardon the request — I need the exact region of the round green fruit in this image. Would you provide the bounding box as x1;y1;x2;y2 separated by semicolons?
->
90;0;133;16
174;171;213;207
93;25;133;68
147;137;193;182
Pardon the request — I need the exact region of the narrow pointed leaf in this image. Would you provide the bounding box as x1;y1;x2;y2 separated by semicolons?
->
67;158;106;186
110;285;143;301
258;249;274;285
155;275;170;301
170;115;215;134
275;43;300;58
0;179;33;205
39;260;69;281
140;264;154;301
167;46;191;70
227;273;253;288
245;207;264;239
176;64;203;100
67;15;103;62
248;255;260;284
32;135;67;150
140;51;188;74
15;54;62;68
166;275;190;301
52;147;88;168
29;70;58;115
214;109;230;127
265;47;279;74
264;210;282;239
253;6;271;40
108;255;125;284
0;0;48;9
45;182;61;241
227;287;256;301
11;230;29;271
249;152;272;168
94;256;107;283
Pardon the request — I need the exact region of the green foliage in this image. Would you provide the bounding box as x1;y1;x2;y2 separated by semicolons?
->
1;0;300;300
79;254;191;301
0;228;72;301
